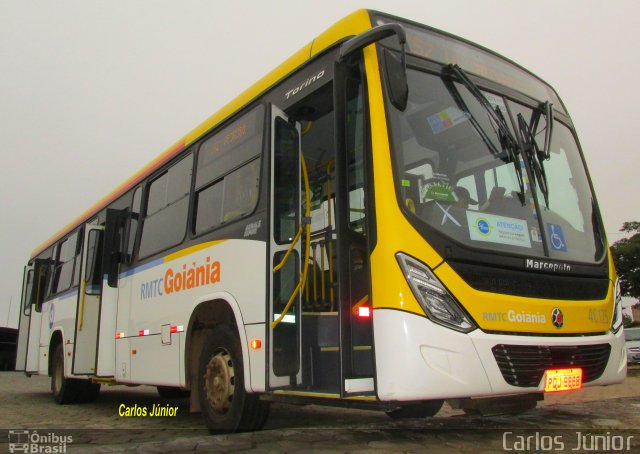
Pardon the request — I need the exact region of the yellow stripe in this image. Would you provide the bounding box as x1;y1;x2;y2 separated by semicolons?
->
164;240;226;263
272;390;376;401
89;377;117;385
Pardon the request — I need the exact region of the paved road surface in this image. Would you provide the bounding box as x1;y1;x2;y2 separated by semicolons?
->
1;369;639;452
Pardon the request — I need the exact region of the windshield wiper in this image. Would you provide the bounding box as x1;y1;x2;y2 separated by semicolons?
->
444;64;525;205
517;101;554;207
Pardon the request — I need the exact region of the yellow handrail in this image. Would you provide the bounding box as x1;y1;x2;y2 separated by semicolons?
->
271;153;311;328
272;226;302;273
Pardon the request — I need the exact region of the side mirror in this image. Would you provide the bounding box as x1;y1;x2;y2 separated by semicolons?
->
338;24;408;111
383;48;408;111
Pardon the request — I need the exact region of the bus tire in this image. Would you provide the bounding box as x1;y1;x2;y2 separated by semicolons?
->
51;344;83;404
78;381;101;403
157;386;190;398
198;326;269;433
385;399;444;419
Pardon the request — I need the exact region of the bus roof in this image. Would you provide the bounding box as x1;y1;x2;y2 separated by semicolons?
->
31;9;373;259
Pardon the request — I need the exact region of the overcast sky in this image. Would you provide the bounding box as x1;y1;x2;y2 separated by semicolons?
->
1;0;639;328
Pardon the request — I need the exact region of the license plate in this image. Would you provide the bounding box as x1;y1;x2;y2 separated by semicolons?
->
543;368;582;392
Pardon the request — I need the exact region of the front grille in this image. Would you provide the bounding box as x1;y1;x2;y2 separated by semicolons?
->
492;343;611;388
449;261;609;300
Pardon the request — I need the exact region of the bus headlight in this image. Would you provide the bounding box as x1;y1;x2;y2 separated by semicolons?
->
396;253;476;333
611;278;623;333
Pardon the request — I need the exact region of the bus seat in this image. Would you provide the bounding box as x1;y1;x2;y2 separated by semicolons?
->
480;186;506;212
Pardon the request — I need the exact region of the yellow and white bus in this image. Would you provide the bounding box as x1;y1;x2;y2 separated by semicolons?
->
16;10;626;432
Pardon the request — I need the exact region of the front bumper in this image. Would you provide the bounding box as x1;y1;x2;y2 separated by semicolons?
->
373;309;627;402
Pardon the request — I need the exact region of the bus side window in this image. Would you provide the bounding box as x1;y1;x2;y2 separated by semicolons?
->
51;231;81;295
193;105;265;234
23;269;34;316
347;73;367;233
138;153;193;258
84;230;104;295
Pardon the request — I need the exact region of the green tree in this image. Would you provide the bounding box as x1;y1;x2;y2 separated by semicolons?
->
611;222;640;300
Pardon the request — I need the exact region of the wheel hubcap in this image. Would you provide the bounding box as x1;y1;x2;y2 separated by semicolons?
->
204;350;234;413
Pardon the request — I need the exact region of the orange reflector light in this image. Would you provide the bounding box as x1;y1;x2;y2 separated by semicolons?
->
250;339;262;349
357;306;371;318
544;368;583;392
115;332;125;339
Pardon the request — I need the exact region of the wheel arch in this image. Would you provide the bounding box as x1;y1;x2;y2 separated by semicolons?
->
184;294;252;412
48;330;64;377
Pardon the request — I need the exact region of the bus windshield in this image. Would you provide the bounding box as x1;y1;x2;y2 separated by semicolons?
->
389;68;605;264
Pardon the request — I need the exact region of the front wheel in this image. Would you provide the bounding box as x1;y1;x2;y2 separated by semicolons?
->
198;326;269;433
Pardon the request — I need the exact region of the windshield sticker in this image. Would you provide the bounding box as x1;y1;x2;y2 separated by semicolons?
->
420;175;455;203
547;223;568;252
435;202;461;227
401;179;411;187
468;212;532;248
484;92;508;115
427;107;469;135
530;226;543;243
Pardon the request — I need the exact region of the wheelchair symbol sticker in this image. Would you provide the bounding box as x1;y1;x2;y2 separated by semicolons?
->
546;223;567;252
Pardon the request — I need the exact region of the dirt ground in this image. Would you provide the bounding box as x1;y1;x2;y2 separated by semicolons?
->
1;368;639;453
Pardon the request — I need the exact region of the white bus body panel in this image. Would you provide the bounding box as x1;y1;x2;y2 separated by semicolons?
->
373;308;627;402
73;224;105;375
24;308;42;373
114;239;266;391
73;291;101;375
96;280;118;376
46;291;82;377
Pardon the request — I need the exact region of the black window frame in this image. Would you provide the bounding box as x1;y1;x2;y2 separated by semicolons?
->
137;151;194;260
49;229;83;298
191;103;266;238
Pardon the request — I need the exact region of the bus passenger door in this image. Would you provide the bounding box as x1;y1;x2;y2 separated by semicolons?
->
15;266;33;371
72;224;104;375
24;260;49;373
269;106;303;388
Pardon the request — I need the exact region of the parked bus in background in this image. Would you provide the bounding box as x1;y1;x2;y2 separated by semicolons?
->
16;10;626;432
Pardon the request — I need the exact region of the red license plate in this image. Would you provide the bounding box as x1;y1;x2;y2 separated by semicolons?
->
543;368;583;392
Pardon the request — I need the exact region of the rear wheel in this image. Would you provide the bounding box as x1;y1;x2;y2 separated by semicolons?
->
51;344;81;404
79;382;101;403
198;326;269;433
385;400;444;419
51;344;101;404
